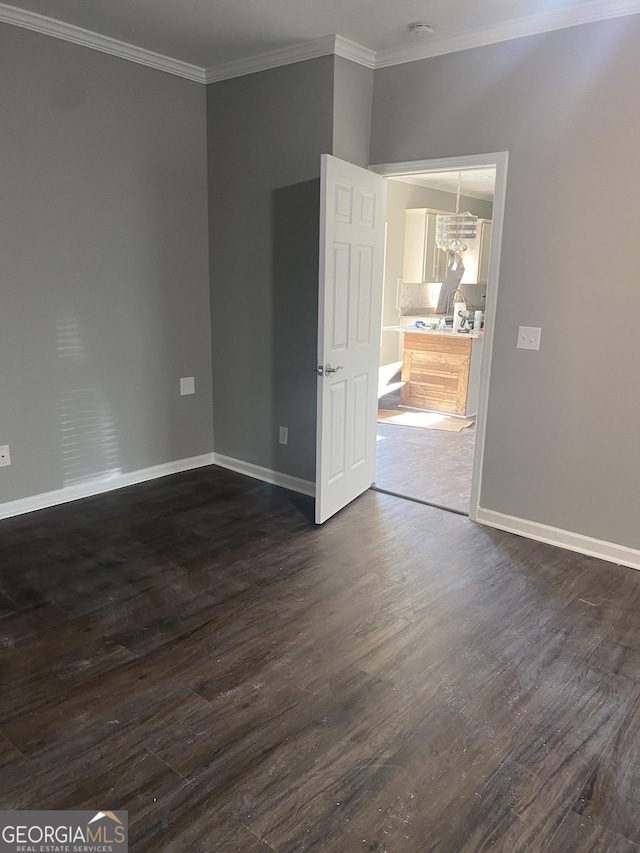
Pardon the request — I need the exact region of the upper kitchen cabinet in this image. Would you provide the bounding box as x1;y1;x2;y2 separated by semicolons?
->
403;209;492;285
478;219;493;284
456;217;493;285
403;209;449;283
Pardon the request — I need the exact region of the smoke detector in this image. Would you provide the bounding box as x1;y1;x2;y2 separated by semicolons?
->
408;22;435;37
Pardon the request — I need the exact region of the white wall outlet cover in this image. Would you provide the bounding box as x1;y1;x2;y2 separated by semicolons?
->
0;445;10;467
279;426;288;445
517;326;542;351
180;377;195;395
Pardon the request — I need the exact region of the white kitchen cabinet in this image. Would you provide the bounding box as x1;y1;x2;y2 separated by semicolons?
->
403;209;449;283
460;218;492;285
477;220;492;285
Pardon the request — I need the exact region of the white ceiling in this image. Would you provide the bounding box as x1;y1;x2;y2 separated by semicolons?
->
1;0;638;77
393;169;496;202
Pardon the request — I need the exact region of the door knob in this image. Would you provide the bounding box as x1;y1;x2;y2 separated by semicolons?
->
324;364;343;375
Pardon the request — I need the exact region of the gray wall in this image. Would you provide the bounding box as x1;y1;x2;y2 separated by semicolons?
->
7;12;638;554
332;56;373;168
0;24;212;504
381;180;493;366
207;57;334;482
372;17;640;549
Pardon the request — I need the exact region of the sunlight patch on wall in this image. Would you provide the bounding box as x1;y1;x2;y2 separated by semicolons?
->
57;316;122;487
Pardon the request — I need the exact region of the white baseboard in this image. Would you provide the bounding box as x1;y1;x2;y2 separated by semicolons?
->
0;451;315;522
212;453;315;497
476;507;640;571
0;453;216;521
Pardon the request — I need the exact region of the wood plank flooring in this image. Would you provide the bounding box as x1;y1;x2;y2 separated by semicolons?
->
375;421;475;513
1;467;640;851
376;383;475;512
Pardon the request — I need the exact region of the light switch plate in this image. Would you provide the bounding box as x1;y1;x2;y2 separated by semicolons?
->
517;326;542;351
180;376;195;395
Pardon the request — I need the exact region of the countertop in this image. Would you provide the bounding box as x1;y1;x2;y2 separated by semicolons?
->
383;324;483;340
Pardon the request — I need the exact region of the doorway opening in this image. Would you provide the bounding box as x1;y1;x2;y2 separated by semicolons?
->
369;154;507;519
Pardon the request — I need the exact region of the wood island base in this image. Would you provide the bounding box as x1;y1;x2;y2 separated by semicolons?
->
400;332;482;417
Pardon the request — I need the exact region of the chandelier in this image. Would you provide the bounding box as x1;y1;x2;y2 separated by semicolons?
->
435;172;478;253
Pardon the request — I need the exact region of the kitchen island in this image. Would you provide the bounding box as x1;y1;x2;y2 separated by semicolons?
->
383;325;483;417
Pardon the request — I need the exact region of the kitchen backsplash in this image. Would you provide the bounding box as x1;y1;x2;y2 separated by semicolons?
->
457;283;487;313
396;281;436;316
396;280;487;316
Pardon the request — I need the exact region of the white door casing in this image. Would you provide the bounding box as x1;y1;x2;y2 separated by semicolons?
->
370;151;509;522
315;154;387;524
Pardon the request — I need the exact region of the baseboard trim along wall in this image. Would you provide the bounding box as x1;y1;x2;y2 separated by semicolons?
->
0;452;315;522
0;453;217;521
476;507;640;571
212;453;315;497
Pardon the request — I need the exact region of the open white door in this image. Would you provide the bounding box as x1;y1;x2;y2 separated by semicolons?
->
315;154;387;524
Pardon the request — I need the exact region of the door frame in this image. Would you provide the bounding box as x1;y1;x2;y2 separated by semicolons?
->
369;151;509;522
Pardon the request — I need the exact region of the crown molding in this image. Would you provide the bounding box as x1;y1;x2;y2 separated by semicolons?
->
334;35;376;69
375;0;640;68
203;34;375;82
0;2;206;82
2;0;639;84
203;34;339;83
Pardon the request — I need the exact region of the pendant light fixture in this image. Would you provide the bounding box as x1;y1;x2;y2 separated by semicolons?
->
435;173;478;253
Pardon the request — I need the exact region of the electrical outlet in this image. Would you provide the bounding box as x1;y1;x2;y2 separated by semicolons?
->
0;445;11;467
279;426;289;446
180;377;195;395
517;326;542;351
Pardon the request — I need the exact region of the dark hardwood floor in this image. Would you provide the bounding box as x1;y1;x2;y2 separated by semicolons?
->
1;467;640;851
